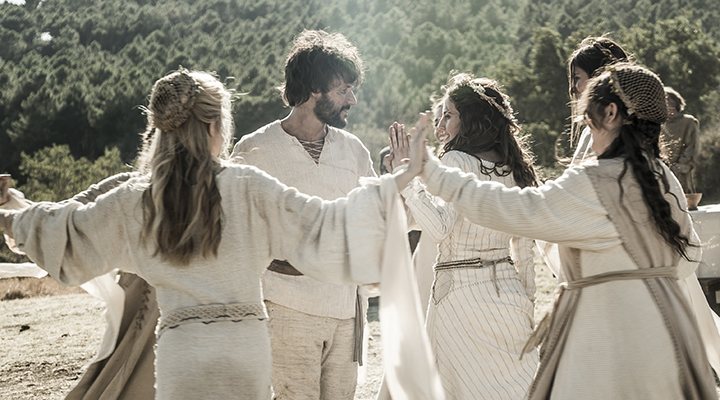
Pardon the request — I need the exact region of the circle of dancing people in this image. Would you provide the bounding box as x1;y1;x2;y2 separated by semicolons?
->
0;31;718;400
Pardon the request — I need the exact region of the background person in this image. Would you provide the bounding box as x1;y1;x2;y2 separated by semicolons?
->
662;86;700;194
564;36;629;165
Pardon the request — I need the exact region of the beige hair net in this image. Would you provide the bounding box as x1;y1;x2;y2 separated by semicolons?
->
149;69;201;132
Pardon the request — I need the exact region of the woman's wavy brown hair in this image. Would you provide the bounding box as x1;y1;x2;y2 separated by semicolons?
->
567;36;630;144
441;73;538;188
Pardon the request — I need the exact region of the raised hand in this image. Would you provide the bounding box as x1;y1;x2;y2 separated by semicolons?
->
0;174;12;206
392;120;429;191
382;151;394;175
0;174;16;235
388;122;409;171
414;111;433;135
406;123;429;177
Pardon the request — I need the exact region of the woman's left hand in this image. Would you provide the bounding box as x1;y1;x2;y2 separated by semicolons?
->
0;174;11;206
0;209;14;236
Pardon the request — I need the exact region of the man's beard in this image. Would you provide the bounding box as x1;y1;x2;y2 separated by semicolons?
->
314;94;350;128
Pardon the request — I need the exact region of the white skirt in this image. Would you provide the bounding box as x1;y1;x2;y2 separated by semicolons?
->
426;262;538;400
155;319;272;399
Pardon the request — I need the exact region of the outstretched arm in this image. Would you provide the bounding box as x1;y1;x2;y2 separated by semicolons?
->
1;172;136;254
1;185;137;286
246;125;427;284
421;156;618;250
0;176;16;237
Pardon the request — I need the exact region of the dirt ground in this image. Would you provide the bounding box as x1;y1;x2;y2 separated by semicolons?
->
0;293;387;399
0;294;106;399
3;262;717;399
0;262;562;399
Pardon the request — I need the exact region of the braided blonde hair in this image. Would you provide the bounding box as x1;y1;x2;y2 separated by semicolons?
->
137;69;233;265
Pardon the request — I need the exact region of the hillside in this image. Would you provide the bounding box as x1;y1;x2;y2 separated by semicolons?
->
1;0;719;198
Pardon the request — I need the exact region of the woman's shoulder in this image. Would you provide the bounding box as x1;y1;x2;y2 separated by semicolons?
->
440;150;475;166
441;150;509;176
219;161;285;188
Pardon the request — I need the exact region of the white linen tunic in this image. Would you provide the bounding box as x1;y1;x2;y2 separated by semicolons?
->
11;163;396;400
232;120;375;319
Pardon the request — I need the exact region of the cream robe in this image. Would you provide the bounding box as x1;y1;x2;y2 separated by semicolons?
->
422;156;716;400
10;163;396;400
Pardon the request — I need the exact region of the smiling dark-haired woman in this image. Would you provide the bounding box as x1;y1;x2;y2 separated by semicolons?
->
390;72;539;399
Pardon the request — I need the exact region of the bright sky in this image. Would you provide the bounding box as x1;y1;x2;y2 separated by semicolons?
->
0;0;26;4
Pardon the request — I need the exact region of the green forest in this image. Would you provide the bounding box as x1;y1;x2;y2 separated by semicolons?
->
1;0;720;204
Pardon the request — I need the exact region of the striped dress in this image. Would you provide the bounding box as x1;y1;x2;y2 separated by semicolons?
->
402;150;538;399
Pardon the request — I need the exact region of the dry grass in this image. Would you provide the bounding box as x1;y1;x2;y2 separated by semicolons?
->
0;277;84;301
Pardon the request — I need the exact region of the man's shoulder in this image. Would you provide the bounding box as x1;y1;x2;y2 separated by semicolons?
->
232;121;285;159
237;120;283;146
327;127;369;151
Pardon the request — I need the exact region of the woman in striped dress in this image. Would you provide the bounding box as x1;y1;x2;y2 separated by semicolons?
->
389;73;539;399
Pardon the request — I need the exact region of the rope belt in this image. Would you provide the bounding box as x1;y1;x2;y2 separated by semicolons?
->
435;256;513;296
158;302;267;337
521;266;677;356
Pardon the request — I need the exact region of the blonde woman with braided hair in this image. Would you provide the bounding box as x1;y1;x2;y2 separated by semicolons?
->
414;63;716;399
135;70;233;265
0;69;428;399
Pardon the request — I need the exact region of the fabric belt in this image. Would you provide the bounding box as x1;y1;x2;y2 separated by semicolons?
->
354;290;364;366
435;256;513;296
158;302;267;337
521;266;677;356
266;259;365;365
268;259;304;276
434;255;513;271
